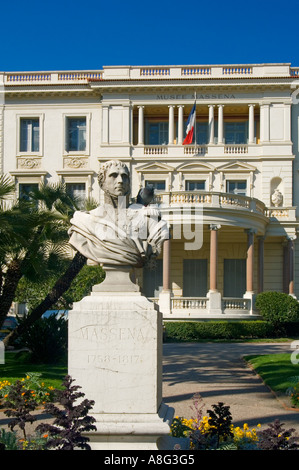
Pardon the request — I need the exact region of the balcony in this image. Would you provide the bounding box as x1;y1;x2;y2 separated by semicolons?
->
131;142;293;160
150;190;296;232
155;190;265;214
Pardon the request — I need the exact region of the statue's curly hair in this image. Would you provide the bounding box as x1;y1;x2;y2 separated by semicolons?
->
98;160;130;187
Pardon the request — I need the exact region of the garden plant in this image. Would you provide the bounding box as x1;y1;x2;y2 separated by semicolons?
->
170;399;299;450
0;374;96;450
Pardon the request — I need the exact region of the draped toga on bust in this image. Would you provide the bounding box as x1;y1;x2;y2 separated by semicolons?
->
68;203;169;268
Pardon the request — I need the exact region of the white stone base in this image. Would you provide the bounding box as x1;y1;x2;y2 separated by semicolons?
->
158;290;172;315
206;290;222;314
68;266;174;450
87;403;174;450
243;291;256;314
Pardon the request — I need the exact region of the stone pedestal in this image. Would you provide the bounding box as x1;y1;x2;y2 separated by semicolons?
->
243;291;256;315
68;265;174;450
158;290;172;315
207;290;222;314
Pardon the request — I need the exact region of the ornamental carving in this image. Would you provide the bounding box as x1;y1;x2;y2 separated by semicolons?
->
17;157;41;169
64;157;88;169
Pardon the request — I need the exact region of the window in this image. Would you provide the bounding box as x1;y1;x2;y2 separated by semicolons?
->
66;183;86;207
223;259;246;297
66;117;86;151
146;122;168;145
20;119;40;152
19;183;39;201
226;180;247;196
183;259;207;297
196;123;208;144
183;122;218;144
185;180;205;191
224;122;247;144
143;259;163;297
145;180;166;191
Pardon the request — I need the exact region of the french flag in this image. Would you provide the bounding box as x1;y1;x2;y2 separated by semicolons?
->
183;102;196;145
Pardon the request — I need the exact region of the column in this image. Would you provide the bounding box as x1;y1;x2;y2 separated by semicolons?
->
257;236;264;293
245;229;255;293
248;104;255;144
177;105;184;145
244;229;256;315
159;236;172;315
217;105;224;144
207;224;222;314
138;106;144;145
209;225;219;292
168;105;175;144
208;105;215;144
282;240;289;294
163;238;171;291
288;237;296;296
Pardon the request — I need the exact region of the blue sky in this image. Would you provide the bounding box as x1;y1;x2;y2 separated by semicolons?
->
2;0;299;71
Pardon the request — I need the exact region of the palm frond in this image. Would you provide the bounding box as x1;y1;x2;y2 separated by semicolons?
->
0;175;15;201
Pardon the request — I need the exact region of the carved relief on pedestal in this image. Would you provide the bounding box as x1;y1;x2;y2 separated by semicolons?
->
63;156;88;169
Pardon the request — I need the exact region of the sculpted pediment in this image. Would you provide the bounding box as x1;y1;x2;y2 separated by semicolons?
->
135;161;175;173
176;161;215;172
216;160;256;172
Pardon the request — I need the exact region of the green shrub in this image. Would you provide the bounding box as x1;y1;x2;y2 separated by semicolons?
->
164;320;278;342
255;291;299;335
18;314;67;363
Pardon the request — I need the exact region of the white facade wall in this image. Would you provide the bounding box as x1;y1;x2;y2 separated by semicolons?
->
2;63;299;314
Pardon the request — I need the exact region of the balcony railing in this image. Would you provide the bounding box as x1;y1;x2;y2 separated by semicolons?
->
154;191;267;217
183;145;207;155
131;143;271;159
3;63;297;85
143;145;168;155
172;297;207;310
222;298;250;310
224;144;248;154
169;297;252;315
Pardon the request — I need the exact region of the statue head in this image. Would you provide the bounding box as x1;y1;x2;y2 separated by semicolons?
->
98;160;130;202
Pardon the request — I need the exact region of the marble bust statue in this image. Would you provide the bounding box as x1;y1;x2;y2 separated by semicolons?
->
68;160;169;269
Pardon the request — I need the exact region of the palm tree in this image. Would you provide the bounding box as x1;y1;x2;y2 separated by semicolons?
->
0;178;98;345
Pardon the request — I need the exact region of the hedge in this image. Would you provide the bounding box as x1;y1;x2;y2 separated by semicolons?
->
163;320;299;342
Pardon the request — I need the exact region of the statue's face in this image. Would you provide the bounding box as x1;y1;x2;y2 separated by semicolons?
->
102;164;130;198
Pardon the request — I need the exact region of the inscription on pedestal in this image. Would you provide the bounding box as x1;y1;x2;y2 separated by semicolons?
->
68;302;162;414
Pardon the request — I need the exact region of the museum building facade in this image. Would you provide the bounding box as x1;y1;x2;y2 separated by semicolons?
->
1;63;299;319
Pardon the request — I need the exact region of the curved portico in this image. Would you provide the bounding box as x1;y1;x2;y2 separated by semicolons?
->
142;191;296;319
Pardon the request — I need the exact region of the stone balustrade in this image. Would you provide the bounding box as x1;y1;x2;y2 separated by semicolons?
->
172;298;207;310
3;63;297;85
156;191;267;217
222;298;250;310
